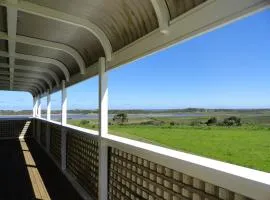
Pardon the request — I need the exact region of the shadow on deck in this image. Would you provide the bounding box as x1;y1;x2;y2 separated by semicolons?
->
0;139;83;200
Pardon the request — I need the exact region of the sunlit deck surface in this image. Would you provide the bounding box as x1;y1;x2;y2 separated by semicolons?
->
0;139;83;200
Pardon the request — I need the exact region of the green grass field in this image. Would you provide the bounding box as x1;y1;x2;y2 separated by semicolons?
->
68;114;270;172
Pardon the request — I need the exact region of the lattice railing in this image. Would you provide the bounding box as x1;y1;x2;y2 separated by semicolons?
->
40;121;47;147
50;124;62;165
30;119;269;200
0;118;32;138
66;129;99;200
108;147;252;200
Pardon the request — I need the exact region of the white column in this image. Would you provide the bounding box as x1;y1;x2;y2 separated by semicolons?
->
46;90;51;152
47;90;51;121
98;57;108;200
33;96;37;117
61;80;67;125
98;57;108;137
36;96;41;143
61;80;67;171
37;96;41;118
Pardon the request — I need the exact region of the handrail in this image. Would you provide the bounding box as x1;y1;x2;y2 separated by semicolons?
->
0;116;32;120
33;117;270;200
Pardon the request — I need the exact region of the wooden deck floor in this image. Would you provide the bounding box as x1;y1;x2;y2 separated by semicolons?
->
0;139;83;200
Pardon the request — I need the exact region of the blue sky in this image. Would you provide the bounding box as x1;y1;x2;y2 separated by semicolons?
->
1;9;270;110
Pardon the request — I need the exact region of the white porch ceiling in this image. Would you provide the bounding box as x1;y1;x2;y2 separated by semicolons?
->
0;0;268;97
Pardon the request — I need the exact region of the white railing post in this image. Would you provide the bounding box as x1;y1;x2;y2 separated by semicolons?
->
98;57;108;200
61;80;67;171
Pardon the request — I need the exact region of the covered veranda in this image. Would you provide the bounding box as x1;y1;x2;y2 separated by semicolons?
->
0;0;269;200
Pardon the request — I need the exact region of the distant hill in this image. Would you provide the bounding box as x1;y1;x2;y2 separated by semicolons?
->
0;108;270;115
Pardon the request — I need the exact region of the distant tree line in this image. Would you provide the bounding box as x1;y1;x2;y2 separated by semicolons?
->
205;116;242;126
1;108;270;115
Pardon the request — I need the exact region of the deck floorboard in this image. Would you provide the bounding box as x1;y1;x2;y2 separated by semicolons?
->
0;139;83;200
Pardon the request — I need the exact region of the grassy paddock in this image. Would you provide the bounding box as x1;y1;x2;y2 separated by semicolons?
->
68;115;270;172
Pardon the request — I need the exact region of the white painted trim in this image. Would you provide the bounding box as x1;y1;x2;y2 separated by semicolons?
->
61;128;67;170
37;137;93;200
150;0;170;34
47;91;51;121
0;77;44;93
0;63;60;86
13;82;42;94
14;78;46;92
61;80;67;125
43;0;270;97
0;31;86;74
6;1;17;90
14;71;53;90
107;0;269;71
104;134;270;200
0;50;70;81
35;117;270;200
33;96;37;117
98;57;108;200
65;123;99;137
37;96;41;118
98;57;108;137
1;85;37;95
0;1;113;61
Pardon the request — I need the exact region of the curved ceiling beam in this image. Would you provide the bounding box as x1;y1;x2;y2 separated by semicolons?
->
0;80;40;94
0;50;70;81
0;63;60;86
0;85;36;96
13;77;46;92
15;65;60;86
0;75;45;93
14;71;52;90
150;0;170;34
1;1;113;61
14;87;36;96
0;31;86;74
6;2;18;90
0;69;52;90
13;84;39;95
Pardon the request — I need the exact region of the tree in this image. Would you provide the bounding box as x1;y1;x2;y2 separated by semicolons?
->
113;113;128;123
80;119;89;125
206;117;217;126
223;116;241;126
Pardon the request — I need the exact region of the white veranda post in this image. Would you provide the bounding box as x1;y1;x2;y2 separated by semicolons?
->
61;80;67;125
33;96;37;117
61;80;67;171
37;96;41;118
47;90;51;121
98;57;108;200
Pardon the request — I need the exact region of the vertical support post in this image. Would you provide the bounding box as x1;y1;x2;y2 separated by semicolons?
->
37;96;41;118
33;96;37;117
61;80;67;171
32;96;37;140
98;57;108;200
47;90;51;121
46;90;51;152
61;80;67;125
37;95;41;143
